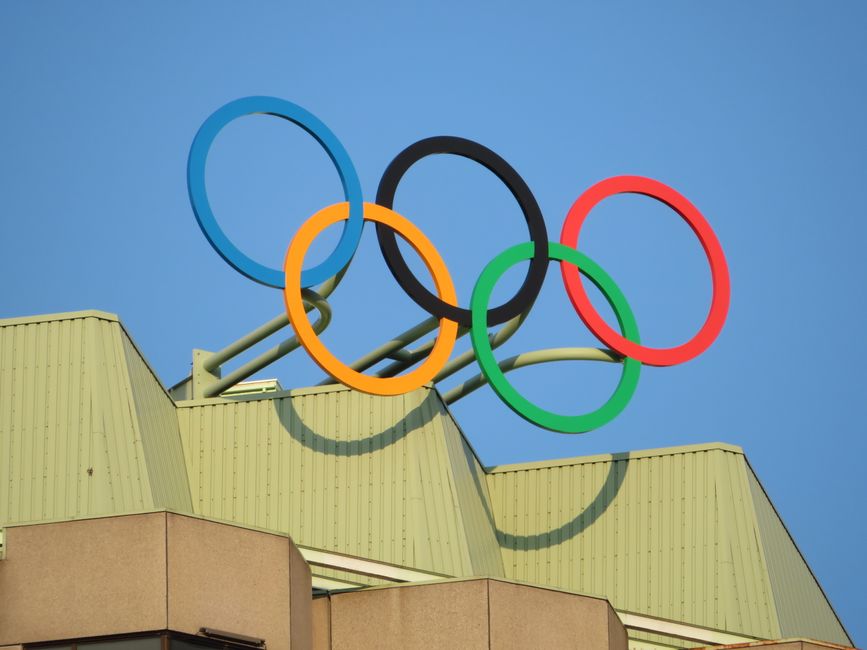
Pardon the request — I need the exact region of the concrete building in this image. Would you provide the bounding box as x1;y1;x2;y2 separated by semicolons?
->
0;311;855;649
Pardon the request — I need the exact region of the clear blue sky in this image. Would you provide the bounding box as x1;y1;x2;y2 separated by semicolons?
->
2;1;865;642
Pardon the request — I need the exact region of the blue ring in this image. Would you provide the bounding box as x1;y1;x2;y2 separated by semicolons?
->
187;96;364;288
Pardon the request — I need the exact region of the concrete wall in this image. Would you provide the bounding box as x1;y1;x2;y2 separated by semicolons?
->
0;512;168;643
0;512;312;649
311;597;331;650
313;578;628;650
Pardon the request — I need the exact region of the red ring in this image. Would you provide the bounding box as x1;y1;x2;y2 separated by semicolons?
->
559;175;730;367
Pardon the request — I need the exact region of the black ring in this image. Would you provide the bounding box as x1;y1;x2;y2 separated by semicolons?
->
375;136;548;328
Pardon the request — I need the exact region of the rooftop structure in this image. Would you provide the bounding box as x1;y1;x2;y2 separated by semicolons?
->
0;310;854;649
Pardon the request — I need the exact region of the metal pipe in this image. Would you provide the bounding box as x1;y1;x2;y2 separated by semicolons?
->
433;309;528;383
373;307;528;380
386;349;414;362
317;316;440;386
374;341;434;378
373;326;466;379
204;289;331;398
204;312;289;372
442;347;621;404
203;268;347;373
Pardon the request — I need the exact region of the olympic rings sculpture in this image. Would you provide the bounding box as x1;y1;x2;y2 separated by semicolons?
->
188;96;730;434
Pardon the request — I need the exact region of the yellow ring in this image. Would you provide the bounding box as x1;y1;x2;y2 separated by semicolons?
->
283;202;459;396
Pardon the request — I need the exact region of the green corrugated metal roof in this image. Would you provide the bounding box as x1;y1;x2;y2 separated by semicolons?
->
0;311;191;524
176;384;503;579
485;445;850;646
120;329;192;512
0;310;852;647
746;464;850;644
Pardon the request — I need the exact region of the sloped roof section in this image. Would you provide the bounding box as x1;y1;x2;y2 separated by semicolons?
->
119;325;192;513
176;385;503;580
746;465;850;644
485;444;851;646
0;311;191;524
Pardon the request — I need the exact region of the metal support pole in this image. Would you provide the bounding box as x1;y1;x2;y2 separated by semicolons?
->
204;289;332;398
373;308;527;381
373;327;467;379
434;309;528;382
316;316;440;385
204;313;289;373
441;347;621;404
202;268;346;373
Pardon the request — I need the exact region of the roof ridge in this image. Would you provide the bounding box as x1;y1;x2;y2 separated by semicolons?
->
0;309;120;327
485;441;744;473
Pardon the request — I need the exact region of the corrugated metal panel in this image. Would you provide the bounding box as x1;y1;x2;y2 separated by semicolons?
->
746;464;851;645
120;332;192;512
176;385;502;578
86;316;153;514
714;447;778;638
437;401;504;577
485;446;782;643
0;314;91;521
0;312;151;522
0;311;192;524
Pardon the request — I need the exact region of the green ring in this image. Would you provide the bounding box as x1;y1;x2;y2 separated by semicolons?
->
470;241;642;433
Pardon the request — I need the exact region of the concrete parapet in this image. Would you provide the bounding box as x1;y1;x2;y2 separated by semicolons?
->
313;577;628;650
0;512;312;649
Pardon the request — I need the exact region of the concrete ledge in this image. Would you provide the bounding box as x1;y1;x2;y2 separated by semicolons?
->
0;512;312;649
314;578;627;650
